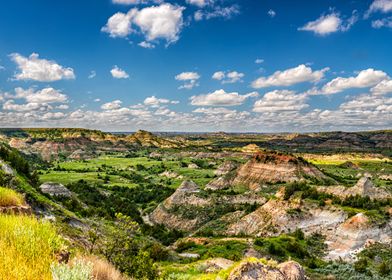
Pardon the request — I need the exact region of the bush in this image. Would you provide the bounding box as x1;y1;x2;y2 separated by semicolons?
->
284;182;309;200
97;214;158;279
354;258;368;273
0;187;24;207
0;215;63;280
378;261;390;276
51;259;93;280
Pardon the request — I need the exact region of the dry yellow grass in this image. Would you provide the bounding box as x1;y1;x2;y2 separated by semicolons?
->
0;187;24;207
0;215;63;280
75;255;128;280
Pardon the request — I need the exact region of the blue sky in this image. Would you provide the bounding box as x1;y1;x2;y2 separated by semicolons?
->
0;0;391;132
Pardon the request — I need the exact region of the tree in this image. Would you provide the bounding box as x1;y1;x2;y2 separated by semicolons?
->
98;213;158;279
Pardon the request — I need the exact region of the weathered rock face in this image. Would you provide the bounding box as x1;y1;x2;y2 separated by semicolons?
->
214;161;238;176
205;176;231;191
150;180;266;232
326;213;392;261
277;261;308;280
232;152;328;190
68;149;91;160
39;182;72;197
228;260;285;280
318;176;391;200
159;171;183;179
0;205;32;215
227;199;347;237
0;160;14;175
227;196;392;261
149;181;211;231
163;181;211;208
228;259;307;280
149;204;201;232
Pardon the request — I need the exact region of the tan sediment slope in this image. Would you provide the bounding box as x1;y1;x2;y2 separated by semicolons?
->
231;151;329;190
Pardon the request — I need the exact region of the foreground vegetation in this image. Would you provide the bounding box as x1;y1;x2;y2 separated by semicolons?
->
0;215;63;280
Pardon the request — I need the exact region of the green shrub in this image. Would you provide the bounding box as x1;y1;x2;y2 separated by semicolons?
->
51;259;93;280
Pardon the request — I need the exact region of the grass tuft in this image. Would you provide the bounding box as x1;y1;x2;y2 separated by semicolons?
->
0;187;24;207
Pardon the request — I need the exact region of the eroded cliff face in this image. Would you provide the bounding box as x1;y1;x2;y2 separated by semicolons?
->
208;151;329;191
226;199;347;237
4;129;184;161
318;176;392;200
226;195;392;261
227;259;308;280
232;159;325;189
326;213;392;260
149;180;266;232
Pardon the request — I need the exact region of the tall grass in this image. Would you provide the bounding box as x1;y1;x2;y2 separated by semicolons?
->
0;187;24;207
0;215;63;280
80;256;127;280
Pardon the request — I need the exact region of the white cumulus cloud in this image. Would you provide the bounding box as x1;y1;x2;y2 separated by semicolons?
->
371;79;392;95
101;100;123;110
212;71;244;84
298;12;357;35
322;69;389;94
186;0;208;8
366;0;392;17
253;90;309;113
175;71;200;89
110;66;129;79
252;64;329;89
101;11;135;38
10;53;75;82
103;4;185;45
144;96;178;107
190;89;258;106
13;87;68;104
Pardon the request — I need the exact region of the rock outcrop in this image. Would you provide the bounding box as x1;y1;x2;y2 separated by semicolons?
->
203;258;234;273
150;180;266;232
163;181;211;208
227;199;347;237
214;161;238;176
232;151;328;190
277;261;308;280
68;149;91;160
39;182;72;197
227;196;392;261
0;160;14;175
149;181;211;231
318;176;391;200
326;213;392;261
0;205;32;215
227;259;307;280
205;176;231;191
